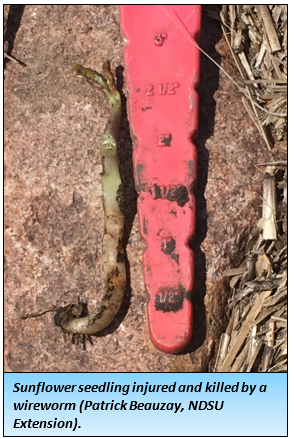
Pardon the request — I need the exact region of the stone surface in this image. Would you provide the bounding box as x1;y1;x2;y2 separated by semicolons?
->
4;5;270;372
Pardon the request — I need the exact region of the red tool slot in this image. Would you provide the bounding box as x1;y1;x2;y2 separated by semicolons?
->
120;5;201;353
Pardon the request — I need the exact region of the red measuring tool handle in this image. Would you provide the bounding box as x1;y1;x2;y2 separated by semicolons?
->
120;5;201;353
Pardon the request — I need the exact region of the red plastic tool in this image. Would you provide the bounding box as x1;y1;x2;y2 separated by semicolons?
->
120;5;201;353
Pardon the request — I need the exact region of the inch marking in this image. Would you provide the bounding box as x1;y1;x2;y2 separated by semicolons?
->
161;237;179;264
158;134;172;146
145;83;180;96
148;184;189;207
149;184;181;199
159;82;179;95
146;84;154;96
154;32;167;46
155;287;184;312
161;237;176;255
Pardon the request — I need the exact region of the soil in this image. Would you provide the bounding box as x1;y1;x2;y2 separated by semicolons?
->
4;5;270;372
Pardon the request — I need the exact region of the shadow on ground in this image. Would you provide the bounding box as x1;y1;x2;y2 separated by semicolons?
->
181;7;223;355
4;5;26;68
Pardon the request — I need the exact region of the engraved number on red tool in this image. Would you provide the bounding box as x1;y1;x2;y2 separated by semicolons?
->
154;33;167;46
148;184;181;200
146;83;180;96
145;84;154;95
158;134;172;146
161;237;175;254
159;82;179;95
155;287;184;312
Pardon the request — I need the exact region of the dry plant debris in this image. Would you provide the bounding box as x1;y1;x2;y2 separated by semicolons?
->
215;6;287;372
220;5;287;153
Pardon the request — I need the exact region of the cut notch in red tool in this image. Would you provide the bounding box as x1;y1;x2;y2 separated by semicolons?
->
120;5;201;353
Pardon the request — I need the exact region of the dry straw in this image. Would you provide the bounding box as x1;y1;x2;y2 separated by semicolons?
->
214;5;287;372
